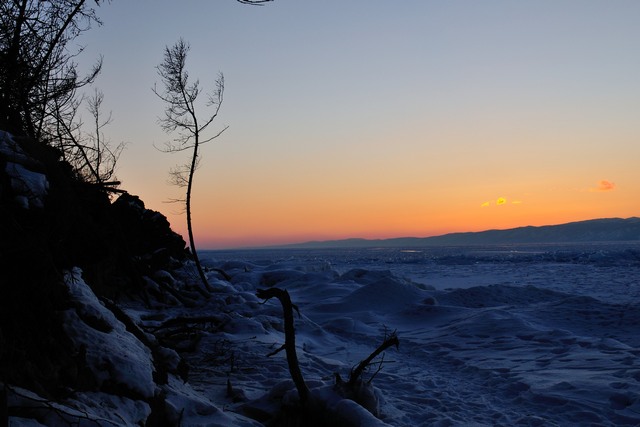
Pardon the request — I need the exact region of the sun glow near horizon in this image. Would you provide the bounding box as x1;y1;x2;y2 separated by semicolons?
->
161;175;634;249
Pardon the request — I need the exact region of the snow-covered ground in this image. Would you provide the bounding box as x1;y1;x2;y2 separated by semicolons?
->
7;243;640;426
0;130;49;209
193;243;639;426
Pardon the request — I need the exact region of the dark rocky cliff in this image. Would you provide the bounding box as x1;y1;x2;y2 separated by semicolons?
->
0;131;187;398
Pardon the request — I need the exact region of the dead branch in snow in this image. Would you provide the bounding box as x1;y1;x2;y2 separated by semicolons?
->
257;287;309;404
152;315;227;332
5;384;122;426
348;330;399;386
153;278;199;306
251;289;401;425
100;298;189;383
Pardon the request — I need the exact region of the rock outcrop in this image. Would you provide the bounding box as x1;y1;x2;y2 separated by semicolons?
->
0;130;187;399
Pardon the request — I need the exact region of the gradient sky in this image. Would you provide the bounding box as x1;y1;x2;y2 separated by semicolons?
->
79;1;640;249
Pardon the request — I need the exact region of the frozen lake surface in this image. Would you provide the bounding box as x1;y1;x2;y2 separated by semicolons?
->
207;242;640;309
197;242;640;426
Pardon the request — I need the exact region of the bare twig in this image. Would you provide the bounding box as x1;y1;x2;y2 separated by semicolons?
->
348;331;399;387
6;384;120;426
266;343;286;358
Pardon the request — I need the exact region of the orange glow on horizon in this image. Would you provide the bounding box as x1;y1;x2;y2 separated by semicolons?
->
133;151;637;250
166;197;637;249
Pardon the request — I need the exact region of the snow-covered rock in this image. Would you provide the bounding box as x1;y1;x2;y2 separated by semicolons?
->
62;268;155;399
0;130;49;208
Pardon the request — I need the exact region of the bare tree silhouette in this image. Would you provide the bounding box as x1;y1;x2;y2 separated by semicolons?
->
0;1;126;185
153;39;227;292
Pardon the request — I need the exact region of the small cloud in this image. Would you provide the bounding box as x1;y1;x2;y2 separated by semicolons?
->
590;180;616;192
481;197;522;207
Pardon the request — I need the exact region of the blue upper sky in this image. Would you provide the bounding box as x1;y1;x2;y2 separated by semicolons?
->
80;1;640;248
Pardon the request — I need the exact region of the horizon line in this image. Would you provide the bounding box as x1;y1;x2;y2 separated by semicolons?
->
201;216;640;251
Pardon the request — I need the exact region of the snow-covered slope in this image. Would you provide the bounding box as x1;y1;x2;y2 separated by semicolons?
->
5;244;639;425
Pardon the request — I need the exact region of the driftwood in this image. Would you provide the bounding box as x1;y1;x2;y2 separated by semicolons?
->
329;331;399;418
5;384;124;426
250;288;401;425
348;331;399;386
100;298;155;349
100;298;189;382
210;267;231;281
153;278;198;306
256;287;309;404
146;315;226;354
152;315;226;331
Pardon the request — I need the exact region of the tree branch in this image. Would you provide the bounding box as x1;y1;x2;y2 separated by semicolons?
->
257;287;309;404
348;331;399;386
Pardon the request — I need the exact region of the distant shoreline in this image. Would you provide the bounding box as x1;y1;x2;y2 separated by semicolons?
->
208;217;640;250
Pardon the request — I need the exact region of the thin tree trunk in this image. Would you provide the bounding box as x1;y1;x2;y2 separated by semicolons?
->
154;40;229;287
185;131;212;292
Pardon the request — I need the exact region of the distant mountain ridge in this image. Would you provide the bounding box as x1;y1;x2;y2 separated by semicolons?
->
273;217;640;249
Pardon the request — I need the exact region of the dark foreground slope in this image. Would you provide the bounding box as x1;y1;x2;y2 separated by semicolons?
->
0;132;186;401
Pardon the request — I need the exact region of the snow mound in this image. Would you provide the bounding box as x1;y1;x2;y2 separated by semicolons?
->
6;385;151;426
62;268;155;399
0;130;49;208
436;284;570;308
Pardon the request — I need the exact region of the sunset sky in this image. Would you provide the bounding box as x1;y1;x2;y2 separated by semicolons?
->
80;1;640;249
